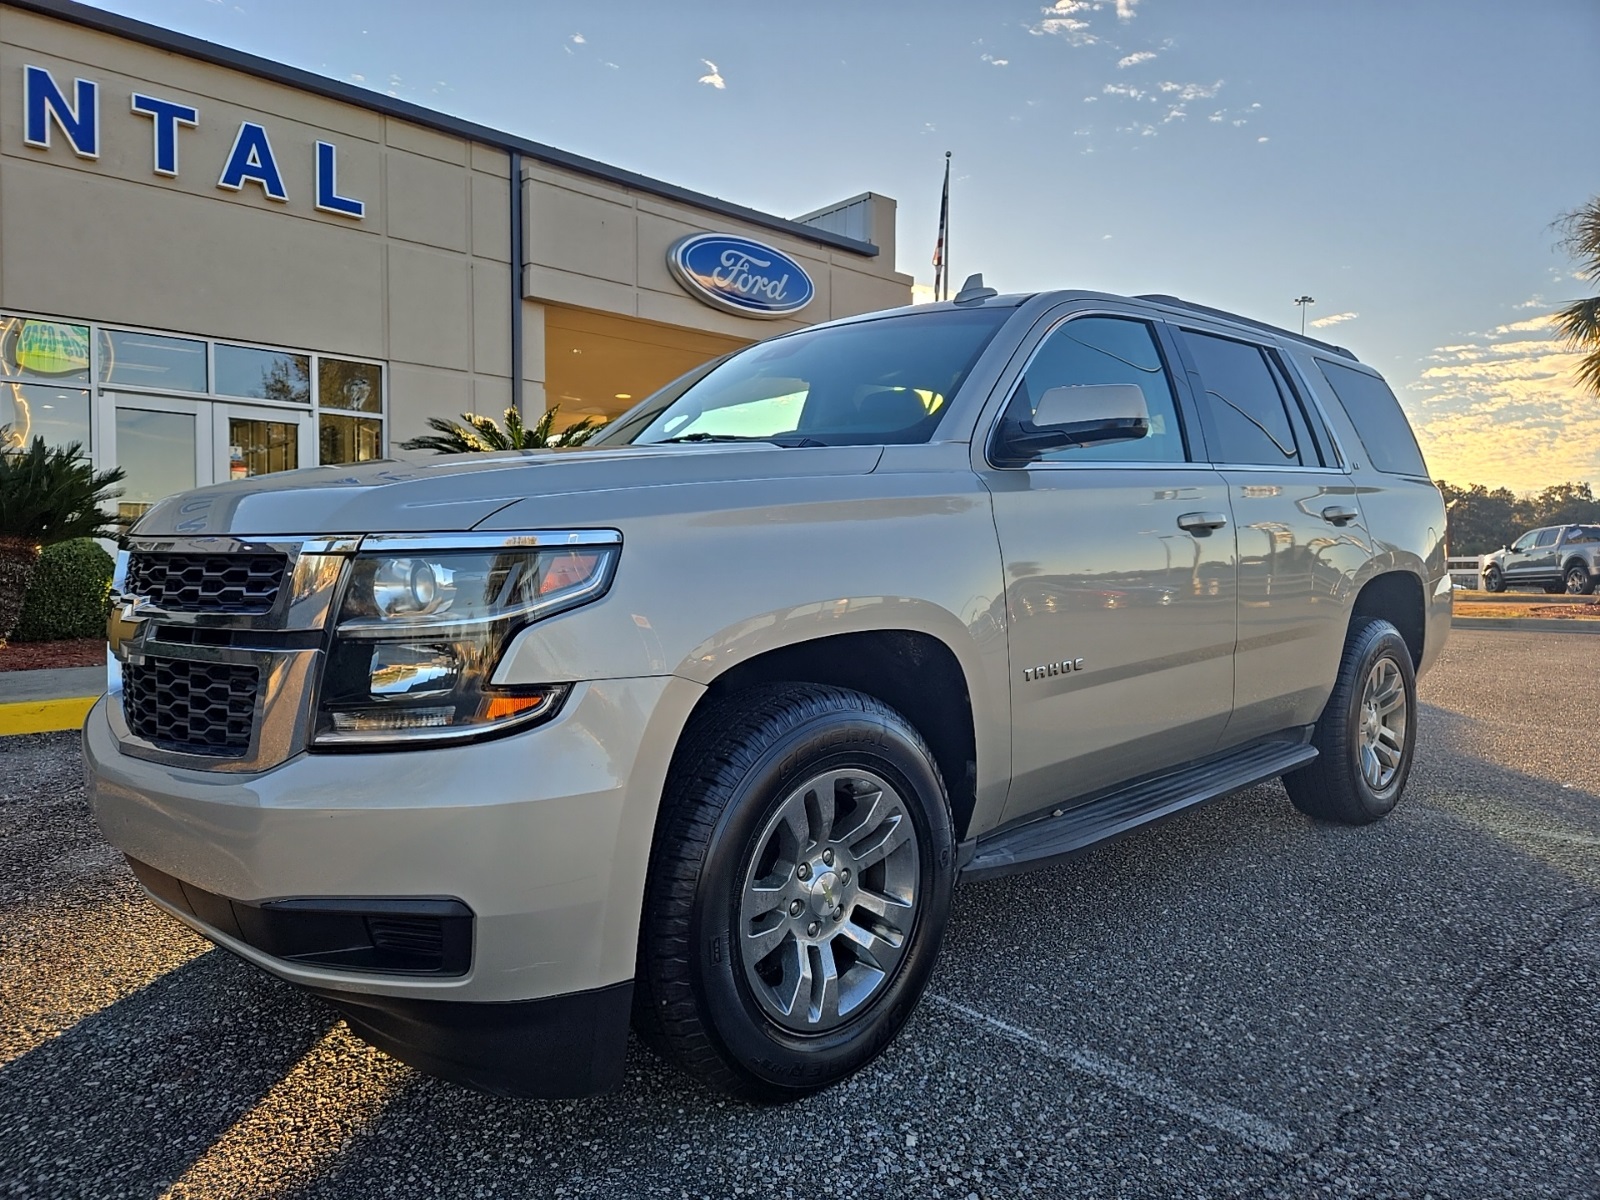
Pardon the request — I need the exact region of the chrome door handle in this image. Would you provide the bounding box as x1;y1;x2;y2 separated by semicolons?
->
1321;505;1359;526
1177;511;1229;533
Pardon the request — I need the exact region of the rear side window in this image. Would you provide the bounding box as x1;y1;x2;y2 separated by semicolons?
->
1535;528;1560;548
1316;360;1429;477
1566;526;1600;544
1180;331;1304;466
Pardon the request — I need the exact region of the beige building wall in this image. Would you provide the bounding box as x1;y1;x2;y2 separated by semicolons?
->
0;3;913;454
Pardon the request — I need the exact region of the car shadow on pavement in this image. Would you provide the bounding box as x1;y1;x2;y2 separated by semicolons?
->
0;949;336;1199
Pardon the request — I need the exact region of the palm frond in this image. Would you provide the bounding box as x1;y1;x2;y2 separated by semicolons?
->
1554;196;1600;280
398;406;608;454
0;436;125;543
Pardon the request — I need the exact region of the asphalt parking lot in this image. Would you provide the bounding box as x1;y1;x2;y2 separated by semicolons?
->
2;627;1597;1199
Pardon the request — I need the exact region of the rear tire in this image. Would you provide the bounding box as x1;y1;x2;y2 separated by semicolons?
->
634;683;955;1101
1565;563;1595;595
1482;565;1504;593
1284;618;1417;825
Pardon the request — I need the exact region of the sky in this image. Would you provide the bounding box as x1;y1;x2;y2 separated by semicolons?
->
93;0;1600;493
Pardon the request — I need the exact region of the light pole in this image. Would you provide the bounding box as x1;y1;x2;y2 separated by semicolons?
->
1293;295;1315;335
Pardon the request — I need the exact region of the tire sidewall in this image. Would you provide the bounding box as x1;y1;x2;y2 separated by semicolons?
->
1337;626;1417;818
1484;566;1504;593
688;708;954;1094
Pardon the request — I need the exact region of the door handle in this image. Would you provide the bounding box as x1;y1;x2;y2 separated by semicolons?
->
1321;505;1359;526
1177;511;1229;533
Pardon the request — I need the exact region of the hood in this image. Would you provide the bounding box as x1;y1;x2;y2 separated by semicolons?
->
130;443;885;537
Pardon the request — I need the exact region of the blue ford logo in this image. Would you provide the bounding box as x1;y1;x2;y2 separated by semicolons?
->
668;233;815;319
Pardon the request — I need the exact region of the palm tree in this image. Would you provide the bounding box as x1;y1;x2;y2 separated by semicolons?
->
1554;197;1600;396
399;406;606;454
0;435;124;647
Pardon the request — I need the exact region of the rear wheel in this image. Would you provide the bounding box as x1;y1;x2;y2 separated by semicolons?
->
1482;565;1504;593
1565;563;1595;595
1284;618;1417;824
635;683;954;1101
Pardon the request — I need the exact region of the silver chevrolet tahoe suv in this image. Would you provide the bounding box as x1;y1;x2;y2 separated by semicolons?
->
85;286;1450;1101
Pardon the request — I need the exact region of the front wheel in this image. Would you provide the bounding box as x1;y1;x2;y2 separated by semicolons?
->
635;683;954;1101
1482;565;1505;593
1565;564;1595;595
1284;618;1417;825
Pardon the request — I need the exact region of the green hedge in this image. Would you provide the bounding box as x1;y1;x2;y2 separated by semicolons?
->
13;538;114;642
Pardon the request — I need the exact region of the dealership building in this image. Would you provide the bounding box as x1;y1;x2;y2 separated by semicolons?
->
0;0;913;523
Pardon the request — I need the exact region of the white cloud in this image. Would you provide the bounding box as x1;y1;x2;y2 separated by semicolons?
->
1103;82;1145;100
1102;233;1113;239
1116;0;1140;19
1118;51;1156;68
980;53;1010;66
1310;311;1358;328
1407;311;1597;490
1515;295;1545;309
348;73;365;84
1158;79;1223;100
1163;106;1187;123
570;33;585;44
697;59;726;89
1208;110;1224;122
1257;136;1269;143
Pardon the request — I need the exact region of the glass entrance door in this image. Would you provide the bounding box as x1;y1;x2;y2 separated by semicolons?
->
216;403;313;482
101;393;212;530
100;394;313;531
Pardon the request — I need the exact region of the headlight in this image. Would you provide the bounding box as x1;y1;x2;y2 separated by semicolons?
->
312;532;620;747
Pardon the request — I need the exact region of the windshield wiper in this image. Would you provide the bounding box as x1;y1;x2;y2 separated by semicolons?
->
654;433;829;447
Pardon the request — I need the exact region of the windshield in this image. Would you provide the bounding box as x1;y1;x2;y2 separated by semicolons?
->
612;307;1012;447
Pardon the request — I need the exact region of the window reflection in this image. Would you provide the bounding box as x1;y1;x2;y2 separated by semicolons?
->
320;413;384;464
115;408;195;527
1;383;91;452
215;344;310;404
318;359;383;412
100;329;207;392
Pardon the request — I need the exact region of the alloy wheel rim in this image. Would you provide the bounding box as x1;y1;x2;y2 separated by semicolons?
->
1568;569;1587;594
737;767;920;1034
1357;657;1408;792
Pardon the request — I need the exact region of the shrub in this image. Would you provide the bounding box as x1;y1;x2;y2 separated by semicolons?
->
13;538;114;643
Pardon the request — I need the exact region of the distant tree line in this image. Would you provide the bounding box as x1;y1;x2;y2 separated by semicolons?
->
1438;481;1600;556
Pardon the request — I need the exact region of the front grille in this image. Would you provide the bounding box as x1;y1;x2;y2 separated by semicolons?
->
122;658;258;756
126;552;287;614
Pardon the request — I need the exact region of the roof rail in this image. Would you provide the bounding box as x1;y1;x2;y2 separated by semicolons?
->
1134;294;1358;360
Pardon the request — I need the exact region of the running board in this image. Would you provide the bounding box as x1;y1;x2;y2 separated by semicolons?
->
960;737;1318;883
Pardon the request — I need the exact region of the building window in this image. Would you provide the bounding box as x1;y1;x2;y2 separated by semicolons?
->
99;329;208;392
215;344;312;404
1;310;385;481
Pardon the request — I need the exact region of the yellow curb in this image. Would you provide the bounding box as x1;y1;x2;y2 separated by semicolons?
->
0;695;96;735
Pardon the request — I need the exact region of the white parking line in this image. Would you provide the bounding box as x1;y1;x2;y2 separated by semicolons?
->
925;994;1295;1154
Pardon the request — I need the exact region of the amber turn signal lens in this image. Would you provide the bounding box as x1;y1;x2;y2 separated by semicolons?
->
481;691;555;722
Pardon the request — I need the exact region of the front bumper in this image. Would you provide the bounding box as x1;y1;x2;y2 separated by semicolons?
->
83;673;704;1094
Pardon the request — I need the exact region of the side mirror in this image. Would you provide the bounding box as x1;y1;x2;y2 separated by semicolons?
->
1002;383;1151;460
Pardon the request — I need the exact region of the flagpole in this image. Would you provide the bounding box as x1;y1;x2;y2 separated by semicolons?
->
933;151;952;302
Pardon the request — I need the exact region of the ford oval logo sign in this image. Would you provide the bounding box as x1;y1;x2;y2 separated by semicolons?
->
668;233;815;319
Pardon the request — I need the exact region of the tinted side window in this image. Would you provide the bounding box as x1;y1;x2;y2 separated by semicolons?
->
1511;532;1537;552
1568;526;1600;544
1316;360;1429;477
1182;331;1302;466
999;316;1188;464
1535;528;1559;548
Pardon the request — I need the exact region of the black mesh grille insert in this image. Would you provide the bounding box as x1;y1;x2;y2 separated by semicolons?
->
123;658;258;756
126;553;287;614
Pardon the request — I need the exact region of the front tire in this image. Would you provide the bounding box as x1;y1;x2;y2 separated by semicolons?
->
1482;565;1504;593
1284;618;1417;825
1565;563;1595;595
635;683;955;1101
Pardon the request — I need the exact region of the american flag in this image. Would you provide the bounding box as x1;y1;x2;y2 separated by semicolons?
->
932;152;950;301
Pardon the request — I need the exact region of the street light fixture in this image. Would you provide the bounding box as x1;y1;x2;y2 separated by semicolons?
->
1293;295;1315;335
